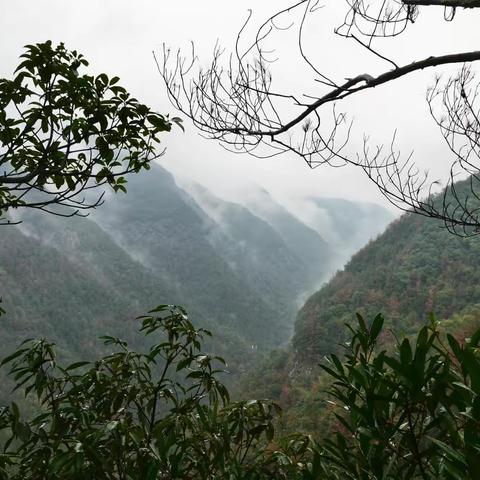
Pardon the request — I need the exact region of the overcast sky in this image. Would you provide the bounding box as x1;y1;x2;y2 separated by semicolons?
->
2;0;480;212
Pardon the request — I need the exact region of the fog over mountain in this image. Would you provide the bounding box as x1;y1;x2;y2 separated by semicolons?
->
0;163;393;383
287;196;395;268
187;183;333;304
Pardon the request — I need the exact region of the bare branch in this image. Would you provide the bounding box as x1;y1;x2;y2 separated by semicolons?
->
402;0;480;7
159;1;480;236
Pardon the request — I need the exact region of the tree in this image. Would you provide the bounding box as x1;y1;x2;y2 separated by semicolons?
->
0;41;179;224
318;313;480;479
2;304;480;479
0;305;313;480
159;0;480;236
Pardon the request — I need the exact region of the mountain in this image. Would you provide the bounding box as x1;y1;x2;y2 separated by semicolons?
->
219;185;394;281
0;161;396;407
284;196;395;269
92;165;296;347
230;187;334;289
187;184;333;310
239;179;480;433
310;197;393;250
0;164;341;390
1;211;267;381
0;216;168;360
293;189;480;364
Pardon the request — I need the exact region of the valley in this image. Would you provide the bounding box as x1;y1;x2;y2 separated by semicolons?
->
0;163;392;389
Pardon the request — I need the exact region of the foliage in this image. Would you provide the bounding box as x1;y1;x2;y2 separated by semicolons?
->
2;305;480;478
0;41;177;222
319;313;480;479
0;305;315;480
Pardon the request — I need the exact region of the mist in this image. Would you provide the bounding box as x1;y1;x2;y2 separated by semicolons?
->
2;0;479;223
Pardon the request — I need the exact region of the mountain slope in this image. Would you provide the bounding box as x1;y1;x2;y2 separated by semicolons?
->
229;187;334;290
93;165;296;347
238;179;480;434
0;218;167;358
308;197;393;249
0;165;339;385
1;213;263;379
282;196;394;269
293;180;480;364
188;184;330;314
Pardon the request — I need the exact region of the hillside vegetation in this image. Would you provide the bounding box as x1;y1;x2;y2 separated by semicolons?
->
4;164;388;387
241;179;480;434
294;180;480;365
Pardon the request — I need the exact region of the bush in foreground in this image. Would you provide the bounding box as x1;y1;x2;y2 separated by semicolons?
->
0;306;479;479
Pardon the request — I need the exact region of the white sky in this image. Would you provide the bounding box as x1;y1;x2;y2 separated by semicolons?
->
2;0;480;212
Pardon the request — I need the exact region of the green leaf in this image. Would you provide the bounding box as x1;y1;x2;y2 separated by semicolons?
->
1;348;29;366
447;334;463;360
369;314;384;341
106;420;118;431
172;116;184;132
399;338;412;366
430;437;468;466
468;327;480;348
356;313;367;332
65;361;90;371
145;462;160;480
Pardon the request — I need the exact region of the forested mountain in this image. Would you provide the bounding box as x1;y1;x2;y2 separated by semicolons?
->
0;215;173;357
281;196;395;269
240;179;480;433
222;187;333;285
189;183;394;292
306;197;394;261
0;214;272;386
93;165;309;345
293;183;480;364
0;163;393;397
187;184;332;308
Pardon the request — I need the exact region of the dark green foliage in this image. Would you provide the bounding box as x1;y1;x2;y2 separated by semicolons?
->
2;308;480;479
0;306;313;480
0;41;175;221
319;313;480;479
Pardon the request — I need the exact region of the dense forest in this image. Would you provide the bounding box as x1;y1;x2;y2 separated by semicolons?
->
295;178;480;364
0;163;391;389
240;178;480;434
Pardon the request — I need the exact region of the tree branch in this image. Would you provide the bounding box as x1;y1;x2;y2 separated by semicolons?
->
0;170;38;184
402;0;480;7
226;50;480;138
